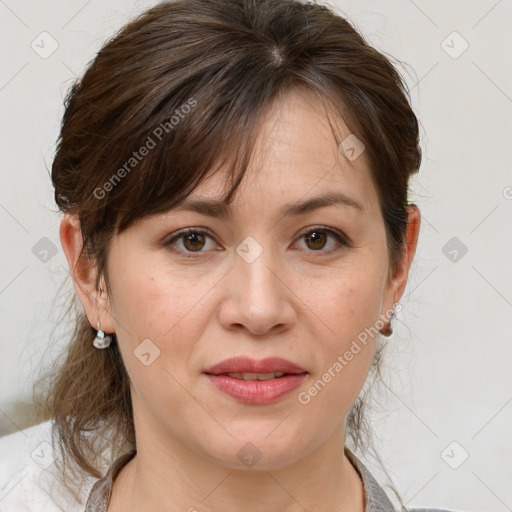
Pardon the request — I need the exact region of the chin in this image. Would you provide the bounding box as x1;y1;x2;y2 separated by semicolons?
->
202;432;309;471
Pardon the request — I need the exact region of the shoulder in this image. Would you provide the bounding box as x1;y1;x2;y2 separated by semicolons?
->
0;420;98;512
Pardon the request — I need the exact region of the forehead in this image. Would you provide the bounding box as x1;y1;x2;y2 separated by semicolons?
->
184;88;379;217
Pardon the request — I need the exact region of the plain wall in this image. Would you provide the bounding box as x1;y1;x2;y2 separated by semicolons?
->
1;1;511;510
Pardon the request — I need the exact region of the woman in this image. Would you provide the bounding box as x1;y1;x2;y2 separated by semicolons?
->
0;0;457;510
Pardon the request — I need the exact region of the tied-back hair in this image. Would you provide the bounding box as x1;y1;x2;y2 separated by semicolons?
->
43;0;421;507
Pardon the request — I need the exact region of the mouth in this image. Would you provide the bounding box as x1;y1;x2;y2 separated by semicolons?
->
203;357;308;404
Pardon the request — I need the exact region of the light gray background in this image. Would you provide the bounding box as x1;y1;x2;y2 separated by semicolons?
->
1;0;511;510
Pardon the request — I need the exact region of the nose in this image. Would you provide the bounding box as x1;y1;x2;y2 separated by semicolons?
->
217;241;296;337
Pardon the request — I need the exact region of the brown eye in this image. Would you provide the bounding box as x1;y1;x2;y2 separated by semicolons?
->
295;226;349;253
182;231;206;252
166;228;219;257
304;231;328;250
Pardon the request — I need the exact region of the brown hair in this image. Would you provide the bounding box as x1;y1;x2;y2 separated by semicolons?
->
44;0;421;506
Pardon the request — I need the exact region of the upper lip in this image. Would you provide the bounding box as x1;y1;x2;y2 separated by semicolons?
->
204;356;307;375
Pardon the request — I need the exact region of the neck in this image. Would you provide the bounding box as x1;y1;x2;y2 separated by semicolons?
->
108;417;364;512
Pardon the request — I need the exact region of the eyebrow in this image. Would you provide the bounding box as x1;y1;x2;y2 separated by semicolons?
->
174;191;364;218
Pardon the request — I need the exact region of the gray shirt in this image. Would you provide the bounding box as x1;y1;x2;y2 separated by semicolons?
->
84;447;455;512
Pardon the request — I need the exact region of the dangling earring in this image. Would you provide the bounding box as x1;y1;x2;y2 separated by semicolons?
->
379;307;397;338
93;321;112;349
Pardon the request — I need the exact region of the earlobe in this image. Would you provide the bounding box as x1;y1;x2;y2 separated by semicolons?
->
59;214;114;333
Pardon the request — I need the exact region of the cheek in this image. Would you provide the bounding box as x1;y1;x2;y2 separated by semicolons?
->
107;264;207;418
107;258;217;399
109;258;209;344
303;268;384;408
310;265;384;346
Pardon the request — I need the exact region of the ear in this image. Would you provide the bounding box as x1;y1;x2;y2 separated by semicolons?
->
59;214;115;334
382;204;421;316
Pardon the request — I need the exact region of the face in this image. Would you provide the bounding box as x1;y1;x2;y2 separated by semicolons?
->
63;87;418;471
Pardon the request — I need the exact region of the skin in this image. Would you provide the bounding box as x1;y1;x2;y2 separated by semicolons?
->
60;87;420;512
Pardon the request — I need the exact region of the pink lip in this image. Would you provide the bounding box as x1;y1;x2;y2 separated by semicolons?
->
203;356;308;404
205;374;307;404
204;356;307;375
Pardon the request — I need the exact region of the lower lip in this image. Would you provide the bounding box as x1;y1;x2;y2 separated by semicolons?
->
205;373;307;404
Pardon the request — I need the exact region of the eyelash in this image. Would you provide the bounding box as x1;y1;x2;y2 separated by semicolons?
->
165;226;350;258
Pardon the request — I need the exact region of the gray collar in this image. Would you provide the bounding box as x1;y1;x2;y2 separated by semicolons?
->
345;446;396;511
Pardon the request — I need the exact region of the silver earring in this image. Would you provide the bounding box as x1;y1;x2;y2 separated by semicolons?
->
93;321;112;349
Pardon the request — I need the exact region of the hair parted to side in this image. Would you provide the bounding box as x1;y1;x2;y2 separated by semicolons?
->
44;0;421;506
